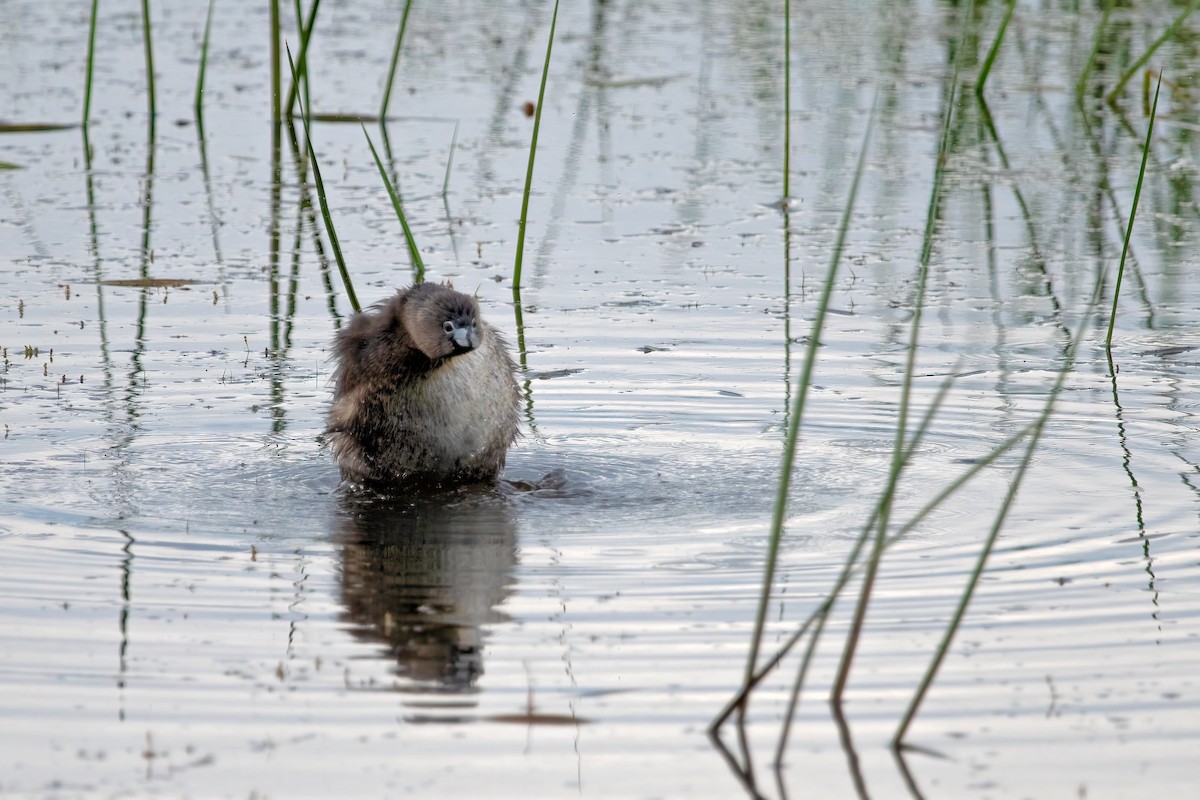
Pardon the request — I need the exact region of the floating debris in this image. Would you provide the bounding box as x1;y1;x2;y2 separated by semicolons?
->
98;278;201;288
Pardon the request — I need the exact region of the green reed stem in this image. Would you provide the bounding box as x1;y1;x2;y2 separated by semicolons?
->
975;0;1014;96
895;421;1049;745
740;96;877;692
724;417;1040;730
894;268;1106;747
194;0;216;118
83;0;99;125
292;0;306;110
284;0;319;121
140;0;156;122
830;2;970;707
1105;72;1161;349
771;364;958;761
380;0;415;121
288;46;359;313
363;123;425;283
782;0;791;200
270;0;282;125
512;0;559;297
713;368;1040;733
1105;1;1196;106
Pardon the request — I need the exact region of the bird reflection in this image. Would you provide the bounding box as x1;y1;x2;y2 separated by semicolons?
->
335;490;517;691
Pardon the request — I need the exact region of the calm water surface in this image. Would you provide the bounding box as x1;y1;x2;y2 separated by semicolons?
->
3;1;1200;797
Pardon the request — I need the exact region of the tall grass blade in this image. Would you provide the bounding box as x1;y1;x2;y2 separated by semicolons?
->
713;400;1043;733
1105;72;1161;349
1105;2;1197;106
362;123;425;283
893;270;1106;746
830;2;971;707
287;46;359;313
740;95;878;694
194;0;216;118
1075;105;1156;331
772;363;958;764
975;0;1014;96
782;0;791;200
894;417;1045;747
270;0;282;125
512;0;560;297
83;0;99;125
284;0;319;121
140;0;156;124
380;0;415;122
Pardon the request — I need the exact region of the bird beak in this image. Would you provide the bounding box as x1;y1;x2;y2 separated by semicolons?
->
451;324;479;351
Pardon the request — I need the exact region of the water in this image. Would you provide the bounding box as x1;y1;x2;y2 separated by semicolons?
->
3;1;1200;797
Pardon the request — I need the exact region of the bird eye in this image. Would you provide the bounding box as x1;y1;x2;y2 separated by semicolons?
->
442;321;455;334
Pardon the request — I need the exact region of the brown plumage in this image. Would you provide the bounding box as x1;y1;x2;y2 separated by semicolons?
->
326;283;520;489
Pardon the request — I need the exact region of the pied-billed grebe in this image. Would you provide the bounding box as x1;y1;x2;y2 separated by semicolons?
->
326;282;520;489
